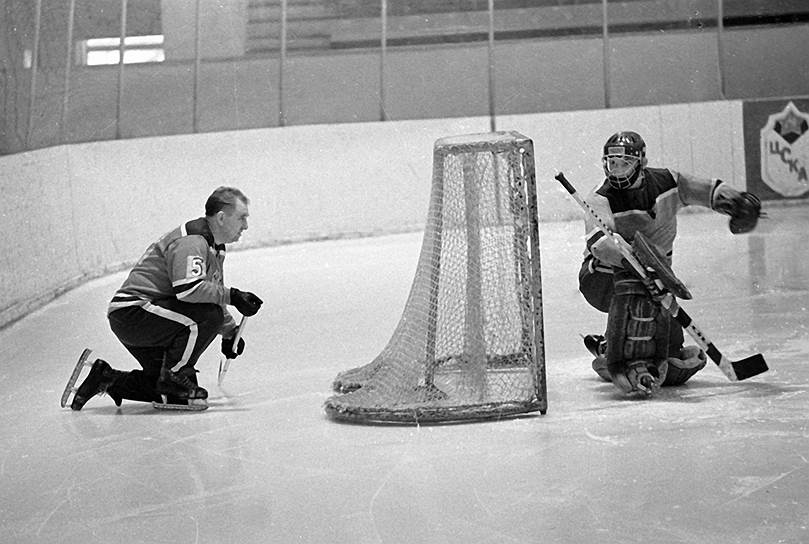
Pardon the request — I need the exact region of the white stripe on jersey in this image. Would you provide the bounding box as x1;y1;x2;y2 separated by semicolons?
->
175;281;205;300
142;302;198;370
172;275;206;287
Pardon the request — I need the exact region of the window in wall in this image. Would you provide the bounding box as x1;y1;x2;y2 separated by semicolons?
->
79;34;165;66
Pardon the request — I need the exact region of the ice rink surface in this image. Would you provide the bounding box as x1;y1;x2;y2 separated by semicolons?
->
2;204;808;544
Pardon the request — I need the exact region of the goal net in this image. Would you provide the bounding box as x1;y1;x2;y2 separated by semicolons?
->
324;131;547;424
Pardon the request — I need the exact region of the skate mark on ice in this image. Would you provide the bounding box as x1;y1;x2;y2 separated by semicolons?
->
246;392;326;407
724;459;808;505
366;427;423;541
582;428;627;446
36;478;75;537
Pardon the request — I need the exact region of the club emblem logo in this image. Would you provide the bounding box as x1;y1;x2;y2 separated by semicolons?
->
760;101;809;197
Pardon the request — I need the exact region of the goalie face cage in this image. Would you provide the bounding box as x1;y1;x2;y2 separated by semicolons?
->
325;131;547;424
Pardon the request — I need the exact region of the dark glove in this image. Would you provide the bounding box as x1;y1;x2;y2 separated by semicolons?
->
230;288;263;316
222;335;245;359
728;192;763;234
713;185;763;234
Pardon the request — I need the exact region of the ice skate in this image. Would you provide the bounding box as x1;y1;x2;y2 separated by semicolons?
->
609;359;668;397
583;334;606;358
583;334;611;381
65;353;125;410
62;349;93;408
154;366;208;411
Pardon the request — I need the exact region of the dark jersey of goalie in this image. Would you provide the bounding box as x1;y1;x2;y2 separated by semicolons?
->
584;167;720;268
108;218;237;335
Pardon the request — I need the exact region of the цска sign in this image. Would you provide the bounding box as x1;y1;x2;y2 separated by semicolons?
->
744;98;809;200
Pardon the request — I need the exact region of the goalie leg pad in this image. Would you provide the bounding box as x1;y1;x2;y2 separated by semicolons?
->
605;272;670;394
662;346;707;386
606;273;664;363
592;355;611;382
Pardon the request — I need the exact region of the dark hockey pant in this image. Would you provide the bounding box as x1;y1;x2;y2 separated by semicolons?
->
107;300;224;403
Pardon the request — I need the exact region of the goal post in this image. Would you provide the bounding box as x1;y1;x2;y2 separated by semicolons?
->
325;131;547;424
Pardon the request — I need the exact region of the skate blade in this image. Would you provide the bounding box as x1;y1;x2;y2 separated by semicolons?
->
152;396;208;411
61;348;93;408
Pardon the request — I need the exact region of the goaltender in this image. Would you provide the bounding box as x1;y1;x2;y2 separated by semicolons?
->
578;131;763;396
67;186;263;411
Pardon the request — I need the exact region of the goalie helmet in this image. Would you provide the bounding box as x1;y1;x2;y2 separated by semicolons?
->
602;131;646;189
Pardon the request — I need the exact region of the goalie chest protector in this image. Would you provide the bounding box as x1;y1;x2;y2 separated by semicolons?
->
596;167;681;260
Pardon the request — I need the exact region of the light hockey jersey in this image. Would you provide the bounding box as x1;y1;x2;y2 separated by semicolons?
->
108;218;237;335
585;167;721;268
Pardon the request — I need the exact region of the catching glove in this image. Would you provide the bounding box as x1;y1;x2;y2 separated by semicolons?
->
712;183;764;234
222;335;245;359
230;288;263;316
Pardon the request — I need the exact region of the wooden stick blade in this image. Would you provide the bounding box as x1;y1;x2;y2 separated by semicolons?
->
217;359;230;386
732;353;769;381
217;316;248;386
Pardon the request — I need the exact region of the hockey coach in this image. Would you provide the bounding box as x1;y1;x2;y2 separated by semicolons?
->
69;186;263;411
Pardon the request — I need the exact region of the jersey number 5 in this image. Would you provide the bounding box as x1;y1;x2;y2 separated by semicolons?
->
186;256;205;278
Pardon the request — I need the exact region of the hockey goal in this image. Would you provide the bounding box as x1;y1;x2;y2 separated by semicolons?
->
325;131;547;423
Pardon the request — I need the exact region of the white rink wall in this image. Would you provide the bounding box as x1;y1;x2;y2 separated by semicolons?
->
0;101;744;328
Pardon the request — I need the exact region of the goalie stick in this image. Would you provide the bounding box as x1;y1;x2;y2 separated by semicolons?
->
217;316;248;386
554;172;768;382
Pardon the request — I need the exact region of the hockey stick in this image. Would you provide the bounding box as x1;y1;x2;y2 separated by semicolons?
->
554;172;768;381
217;316;248;386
